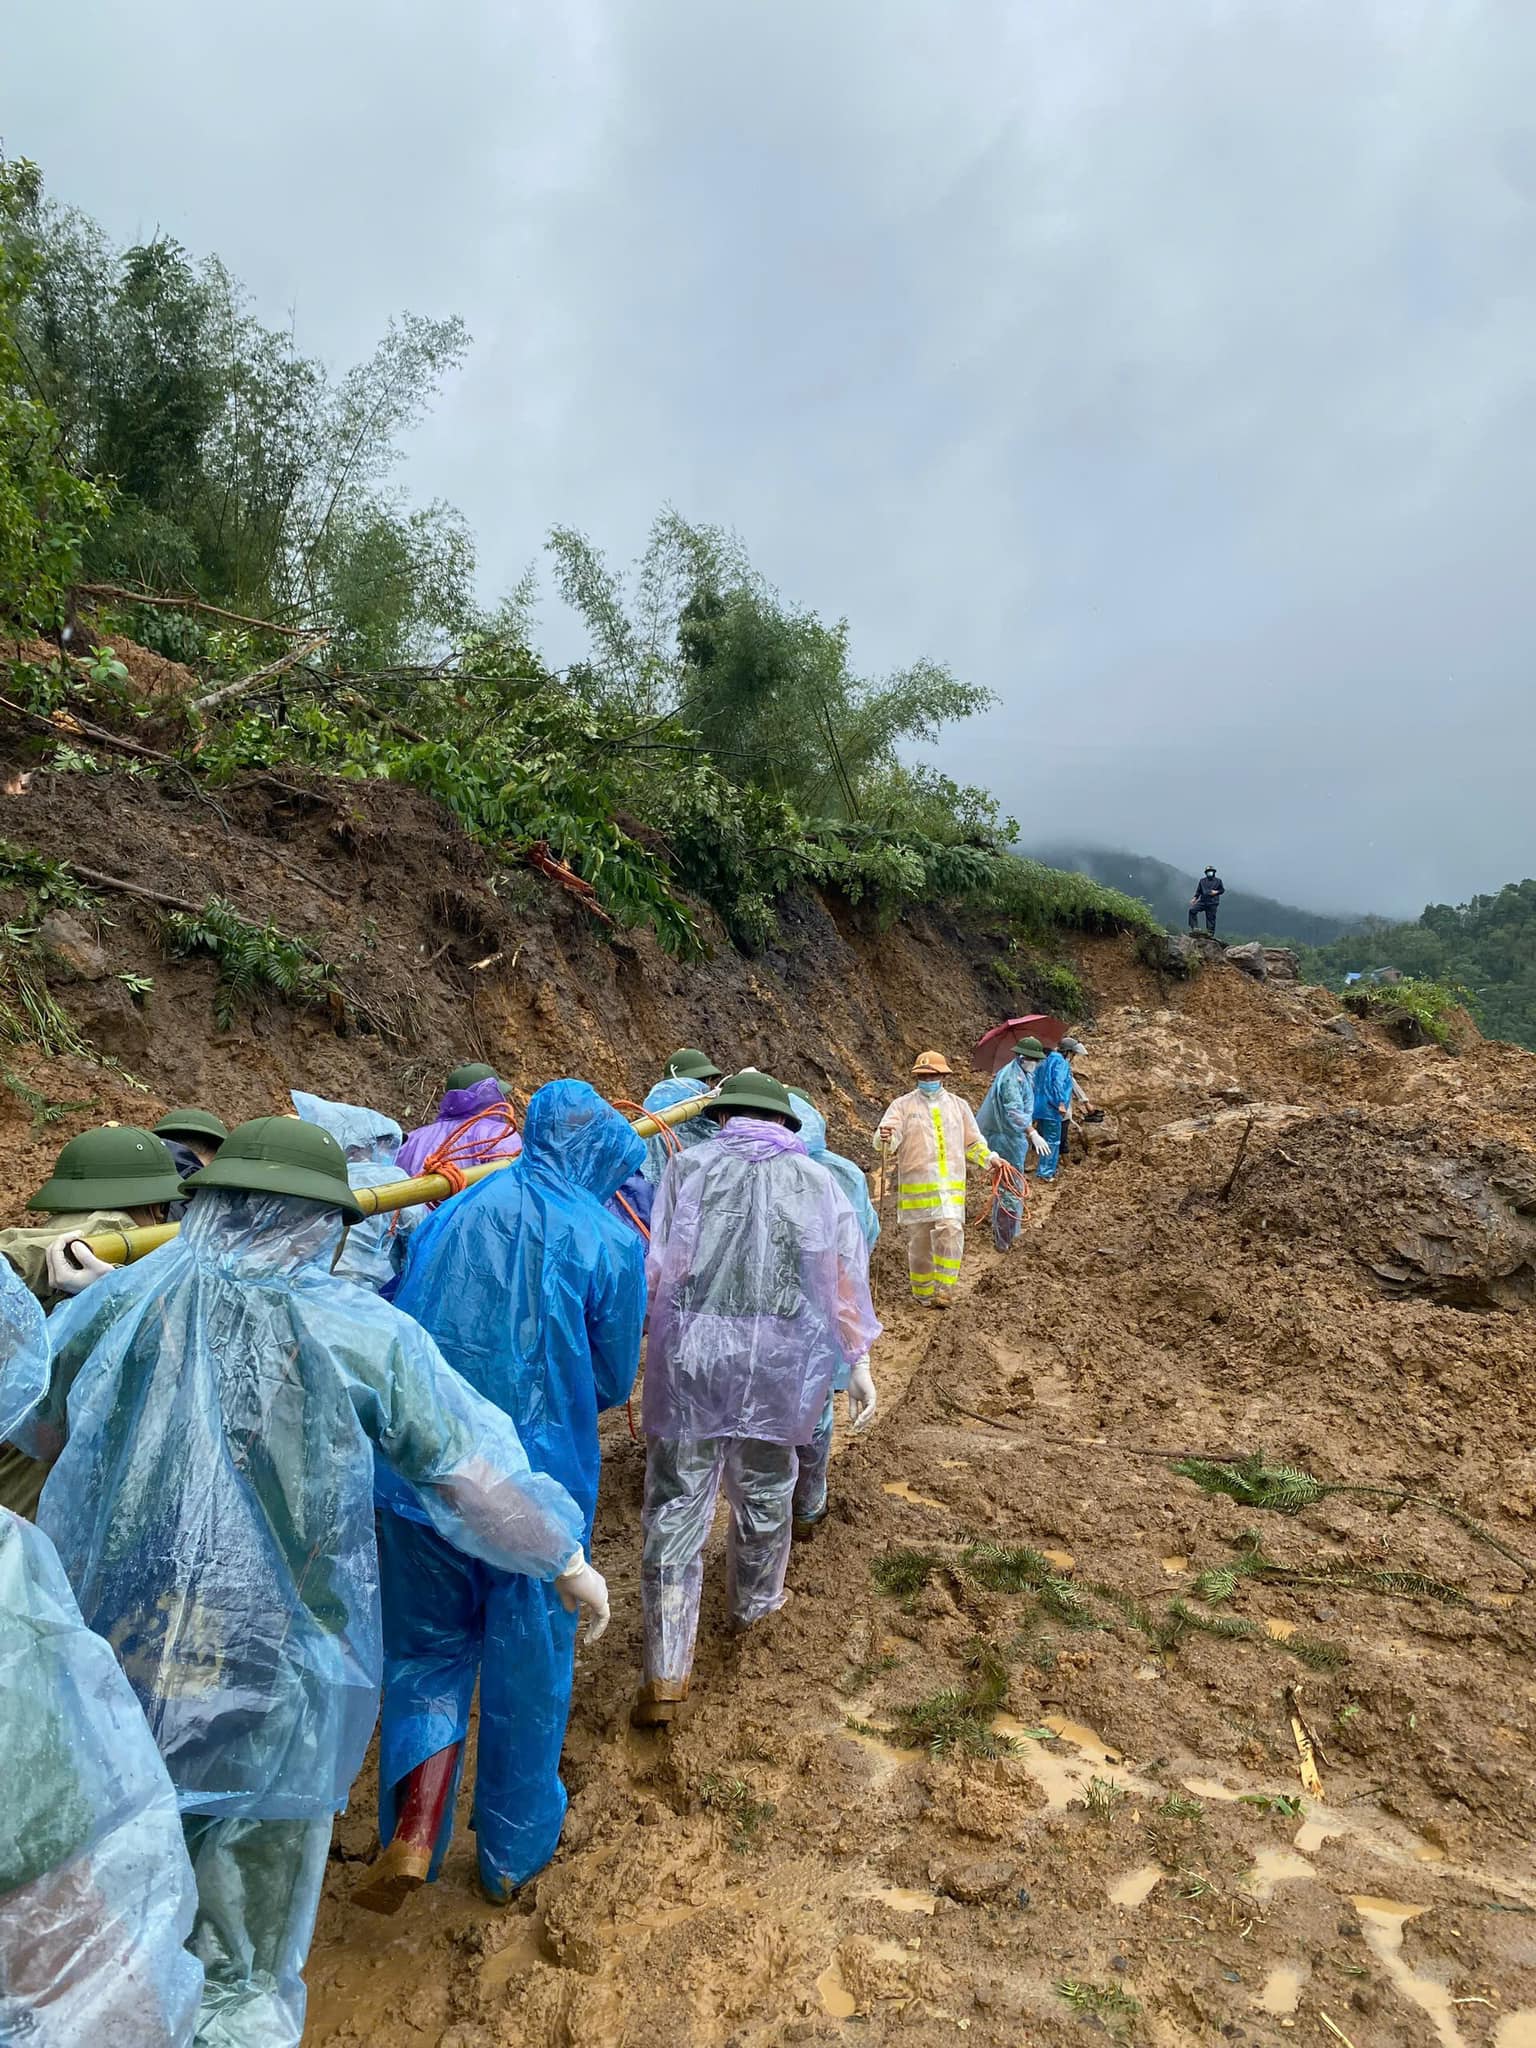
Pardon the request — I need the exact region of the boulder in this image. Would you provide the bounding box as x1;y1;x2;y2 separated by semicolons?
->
1263;947;1300;981
1224;942;1268;980
1323;1014;1361;1044
37;909;109;981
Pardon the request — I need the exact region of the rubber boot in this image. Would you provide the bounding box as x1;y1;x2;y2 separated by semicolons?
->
631;1676;689;1728
354;1742;461;1915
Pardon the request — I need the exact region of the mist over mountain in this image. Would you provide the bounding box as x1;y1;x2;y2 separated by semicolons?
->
1028;845;1366;947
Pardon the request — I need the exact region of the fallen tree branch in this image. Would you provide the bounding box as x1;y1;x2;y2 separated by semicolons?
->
76;584;322;639
0;693;183;769
191;633;332;715
66;864;202;913
1219;1114;1256;1201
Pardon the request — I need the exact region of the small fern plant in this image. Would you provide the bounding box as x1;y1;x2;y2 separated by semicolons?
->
160;898;337;1030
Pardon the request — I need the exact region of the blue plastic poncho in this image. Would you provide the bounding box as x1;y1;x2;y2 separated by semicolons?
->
291;1088;423;1291
978;1058;1037;1172
378;1081;647;1895
640;1075;716;1184
645;1118;882;1445
790;1093;880;1249
29;1188;585;1824
1032;1050;1072;1128
0;1258;203;2046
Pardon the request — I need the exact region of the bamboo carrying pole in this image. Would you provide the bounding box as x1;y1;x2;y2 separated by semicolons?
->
79;1092;718;1268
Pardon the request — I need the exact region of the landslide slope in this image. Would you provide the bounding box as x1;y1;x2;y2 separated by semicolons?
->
1;763;1532;2047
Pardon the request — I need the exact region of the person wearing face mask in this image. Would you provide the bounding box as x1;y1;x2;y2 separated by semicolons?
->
977;1038;1051;1250
873;1053;995;1308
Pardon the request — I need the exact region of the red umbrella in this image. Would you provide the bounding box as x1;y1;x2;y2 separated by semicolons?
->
972;1013;1065;1076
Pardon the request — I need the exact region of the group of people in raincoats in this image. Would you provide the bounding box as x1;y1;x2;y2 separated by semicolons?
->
0;1047;888;2046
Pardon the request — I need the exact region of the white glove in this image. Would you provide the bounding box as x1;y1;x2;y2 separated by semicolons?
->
846;1354;877;1432
1028;1129;1050;1158
45;1235;112;1296
555;1548;610;1642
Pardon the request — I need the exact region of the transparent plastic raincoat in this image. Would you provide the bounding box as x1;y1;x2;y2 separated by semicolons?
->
639;1074;716;1184
0;1258;202;2047
379;1080;647;1895
644;1117;882;1445
29;1188;586;1822
291;1089;423;1291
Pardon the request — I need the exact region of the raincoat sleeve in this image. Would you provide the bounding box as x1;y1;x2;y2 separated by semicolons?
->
0;1508;203;2046
959;1097;989;1165
9;1272;138;1464
587;1226;647;1412
872;1096;907;1153
832;1188;883;1366
344;1312;584;1580
1004;1067;1036;1132
0;1255;50;1446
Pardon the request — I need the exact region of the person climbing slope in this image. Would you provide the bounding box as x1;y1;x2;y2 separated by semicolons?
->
396;1062;521;1191
367;1080;646;1911
873;1052;995;1305
12;1115;604;2048
977;1039;1050;1248
639;1047;722;1184
635;1070;880;1726
1189;866;1225;933
789;1089;878;1536
0;1254;203;2046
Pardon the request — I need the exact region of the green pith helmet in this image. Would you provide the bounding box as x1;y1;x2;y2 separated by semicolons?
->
664;1048;722;1082
1014;1036;1046;1061
445;1062;500;1092
28;1125;184;1213
182;1116;364;1221
153;1108;230;1148
704;1069;801;1131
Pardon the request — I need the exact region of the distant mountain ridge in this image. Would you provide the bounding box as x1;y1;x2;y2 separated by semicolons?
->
1029;844;1365;947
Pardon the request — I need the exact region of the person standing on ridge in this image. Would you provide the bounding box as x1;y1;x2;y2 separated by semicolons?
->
1027;1039;1073;1183
873;1053;996;1306
635;1070;880;1725
1188;866;1225;934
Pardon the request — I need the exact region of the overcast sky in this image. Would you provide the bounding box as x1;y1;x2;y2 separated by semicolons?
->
11;0;1535;916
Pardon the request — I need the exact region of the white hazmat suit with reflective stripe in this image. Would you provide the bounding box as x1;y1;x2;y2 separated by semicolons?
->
872;1085;990;1306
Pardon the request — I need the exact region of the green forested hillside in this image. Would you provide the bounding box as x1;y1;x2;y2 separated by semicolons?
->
1028;845;1363;947
1297;883;1536;1050
0;154;1154;968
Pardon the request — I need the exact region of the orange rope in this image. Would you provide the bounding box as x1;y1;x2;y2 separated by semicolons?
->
978;1156;1030;1225
611;1097;685;1160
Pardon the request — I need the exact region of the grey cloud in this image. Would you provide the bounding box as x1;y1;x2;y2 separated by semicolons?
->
9;0;1535;915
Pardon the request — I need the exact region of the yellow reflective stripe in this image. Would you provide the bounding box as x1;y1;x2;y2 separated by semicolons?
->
930;1102;949;1179
965;1142;989;1165
936;1271;960;1288
901;1178;966;1194
934;1257;963;1272
901;1196;959;1211
910;1281;935;1296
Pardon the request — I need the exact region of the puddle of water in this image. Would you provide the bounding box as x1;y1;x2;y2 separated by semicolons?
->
1183;1775;1244;1802
1265;1616;1297;1640
1242;1848;1316;1902
1259;1966;1304;2016
843;1724;923;1772
1353;1898;1463;2048
882;1479;946;1510
869;1887;938;1915
1294;1813;1350;1854
1108;1863;1162;1909
1042;1547;1076;1572
479;1920;545;1990
1496;2015;1536;2048
1161;1555;1188;1574
938;1457;970;1470
1043;1714;1123;1765
818;1962;857;2018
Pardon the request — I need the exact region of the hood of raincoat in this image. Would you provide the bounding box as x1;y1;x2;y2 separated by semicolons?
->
643;1115;880;1444
31;1185;583;1822
292;1089;403;1164
386;1079;648;1529
639;1074;716;1184
437;1075;507;1121
789;1093;827;1155
521;1079;645;1200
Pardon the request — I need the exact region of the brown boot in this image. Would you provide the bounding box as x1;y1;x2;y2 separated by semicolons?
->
631;1676;689;1728
353;1834;433;1916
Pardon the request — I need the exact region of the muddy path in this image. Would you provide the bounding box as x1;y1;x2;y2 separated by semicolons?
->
306;978;1536;2048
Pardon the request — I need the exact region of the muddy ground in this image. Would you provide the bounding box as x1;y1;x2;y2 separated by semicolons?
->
301;957;1534;2048
0;754;1531;2046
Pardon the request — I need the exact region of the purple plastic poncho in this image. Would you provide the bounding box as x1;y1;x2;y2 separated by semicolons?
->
397;1075;522;1180
643;1118;881;1445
